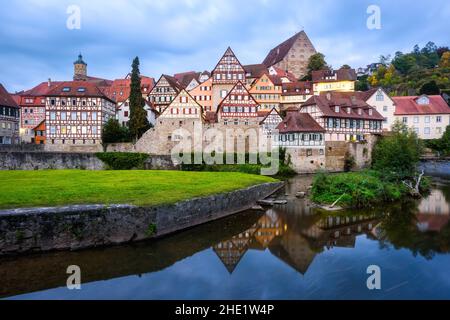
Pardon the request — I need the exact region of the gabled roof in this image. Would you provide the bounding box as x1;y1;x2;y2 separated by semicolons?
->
217;81;259;113
302;92;384;120
105;76;155;103
164;89;204;113
212;47;245;75
0;84;19;108
282;81;313;96
263;31;313;67
20;81;64;97
276;111;324;133
269;66;297;82
312;68;357;82
173;71;202;88
244;64;268;78
160;74;184;91
392;95;450;115
45;81;115;103
259;107;282;125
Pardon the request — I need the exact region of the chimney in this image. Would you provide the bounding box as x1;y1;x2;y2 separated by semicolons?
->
48;78;51;87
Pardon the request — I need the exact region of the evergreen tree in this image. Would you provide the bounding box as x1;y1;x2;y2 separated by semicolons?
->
128;57;151;141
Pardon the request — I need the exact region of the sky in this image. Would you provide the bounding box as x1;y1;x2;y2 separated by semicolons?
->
0;0;449;92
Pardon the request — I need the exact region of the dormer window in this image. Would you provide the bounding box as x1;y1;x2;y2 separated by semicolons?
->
358;108;362;115
369;109;373;116
417;95;430;105
77;87;86;92
335;106;340;113
62;87;71;92
347;107;351;114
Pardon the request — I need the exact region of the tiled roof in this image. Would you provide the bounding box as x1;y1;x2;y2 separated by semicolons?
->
302;92;384;120
276;111;324;133
204;111;217;123
282;81;313;96
162;74;184;91
20;81;64;97
0;84;19;108
392;95;450;115
312;68;357;82
263;31;309;67
45;81;114;102
105;76;155;103
244;64;269;78
173;71;201;88
270;67;297;82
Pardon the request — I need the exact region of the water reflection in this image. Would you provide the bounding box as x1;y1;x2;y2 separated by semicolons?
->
1;176;450;299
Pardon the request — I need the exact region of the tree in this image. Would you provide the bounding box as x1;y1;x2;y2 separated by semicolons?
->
306;53;328;79
341;64;351;69
102;118;130;144
440;51;450;68
372;121;423;179
356;75;369;91
420;80;440;95
128;57;151;141
437;46;450;58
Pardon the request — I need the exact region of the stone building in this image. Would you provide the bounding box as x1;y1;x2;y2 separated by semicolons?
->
0;83;20;145
263;31;317;80
274;109;326;173
44;81;116;148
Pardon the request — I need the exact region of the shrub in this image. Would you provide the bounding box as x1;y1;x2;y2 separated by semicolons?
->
96;152;149;170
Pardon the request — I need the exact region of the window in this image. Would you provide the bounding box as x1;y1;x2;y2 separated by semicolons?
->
376;92;384;101
61;112;66;121
50;126;56;134
383;106;388;112
334;106;340;113
425;116;430;123
71;112;77;120
81;112;87;121
50;112;56;120
220;90;227;98
77;87;86;92
62;87;71;92
402;117;408;124
306;149;313;157
436;127;442;134
92;112;97;120
436;116;442;123
124;111;129;117
92;126;98;135
414;116;419;123
424;127;430;135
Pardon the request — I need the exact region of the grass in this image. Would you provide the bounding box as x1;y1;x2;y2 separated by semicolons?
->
0;170;277;210
311;170;408;208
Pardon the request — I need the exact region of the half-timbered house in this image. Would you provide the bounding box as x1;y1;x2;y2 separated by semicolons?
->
0;83;20;145
216;81;259;126
45;81;116;146
188;78;213;112
249;74;282;111
259;107;283;137
211;47;246;111
299;92;384;142
148;75;184;113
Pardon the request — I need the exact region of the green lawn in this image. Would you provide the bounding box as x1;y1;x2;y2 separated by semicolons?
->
0;170;277;209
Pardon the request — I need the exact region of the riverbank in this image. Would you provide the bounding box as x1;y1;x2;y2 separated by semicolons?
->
0;178;283;256
310;170;431;209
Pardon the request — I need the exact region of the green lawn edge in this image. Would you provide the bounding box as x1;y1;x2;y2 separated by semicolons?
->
0;170;278;210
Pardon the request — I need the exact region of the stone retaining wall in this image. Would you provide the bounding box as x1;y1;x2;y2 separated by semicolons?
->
0;181;283;256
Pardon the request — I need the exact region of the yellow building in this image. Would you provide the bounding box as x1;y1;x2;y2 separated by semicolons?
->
312;68;357;95
249;74;282;111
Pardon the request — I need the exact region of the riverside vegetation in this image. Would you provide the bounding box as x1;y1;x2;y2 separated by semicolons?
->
311;122;431;208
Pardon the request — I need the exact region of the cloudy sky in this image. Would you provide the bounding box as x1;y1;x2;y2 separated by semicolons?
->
1;0;449;92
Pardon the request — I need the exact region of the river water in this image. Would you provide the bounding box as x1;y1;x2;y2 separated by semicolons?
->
1;175;450;300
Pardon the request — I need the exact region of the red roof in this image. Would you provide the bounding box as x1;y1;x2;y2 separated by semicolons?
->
270;67;297;82
312;68;357;82
276;112;324;133
244;64;269;78
105;76;155;103
392;95;450;115
173;71;201;88
302;92;384;120
282;81;313;96
20;81;64;97
0;84;19;108
45;81;114;102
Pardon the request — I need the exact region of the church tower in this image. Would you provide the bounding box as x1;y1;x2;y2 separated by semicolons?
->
73;53;87;80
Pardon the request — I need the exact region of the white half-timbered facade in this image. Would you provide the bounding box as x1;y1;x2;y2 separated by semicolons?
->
45;81;116;145
159;89;204;122
259;107;283;136
217;81;260;126
148;75;183;113
300;92;384;142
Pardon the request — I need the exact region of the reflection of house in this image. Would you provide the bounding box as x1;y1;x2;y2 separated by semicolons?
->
416;189;450;232
253;211;284;248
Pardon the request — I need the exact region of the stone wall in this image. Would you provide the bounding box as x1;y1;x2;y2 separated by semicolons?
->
0;181;284;255
286;148;325;173
0;152;105;170
105;142;135;153
44;143;103;153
